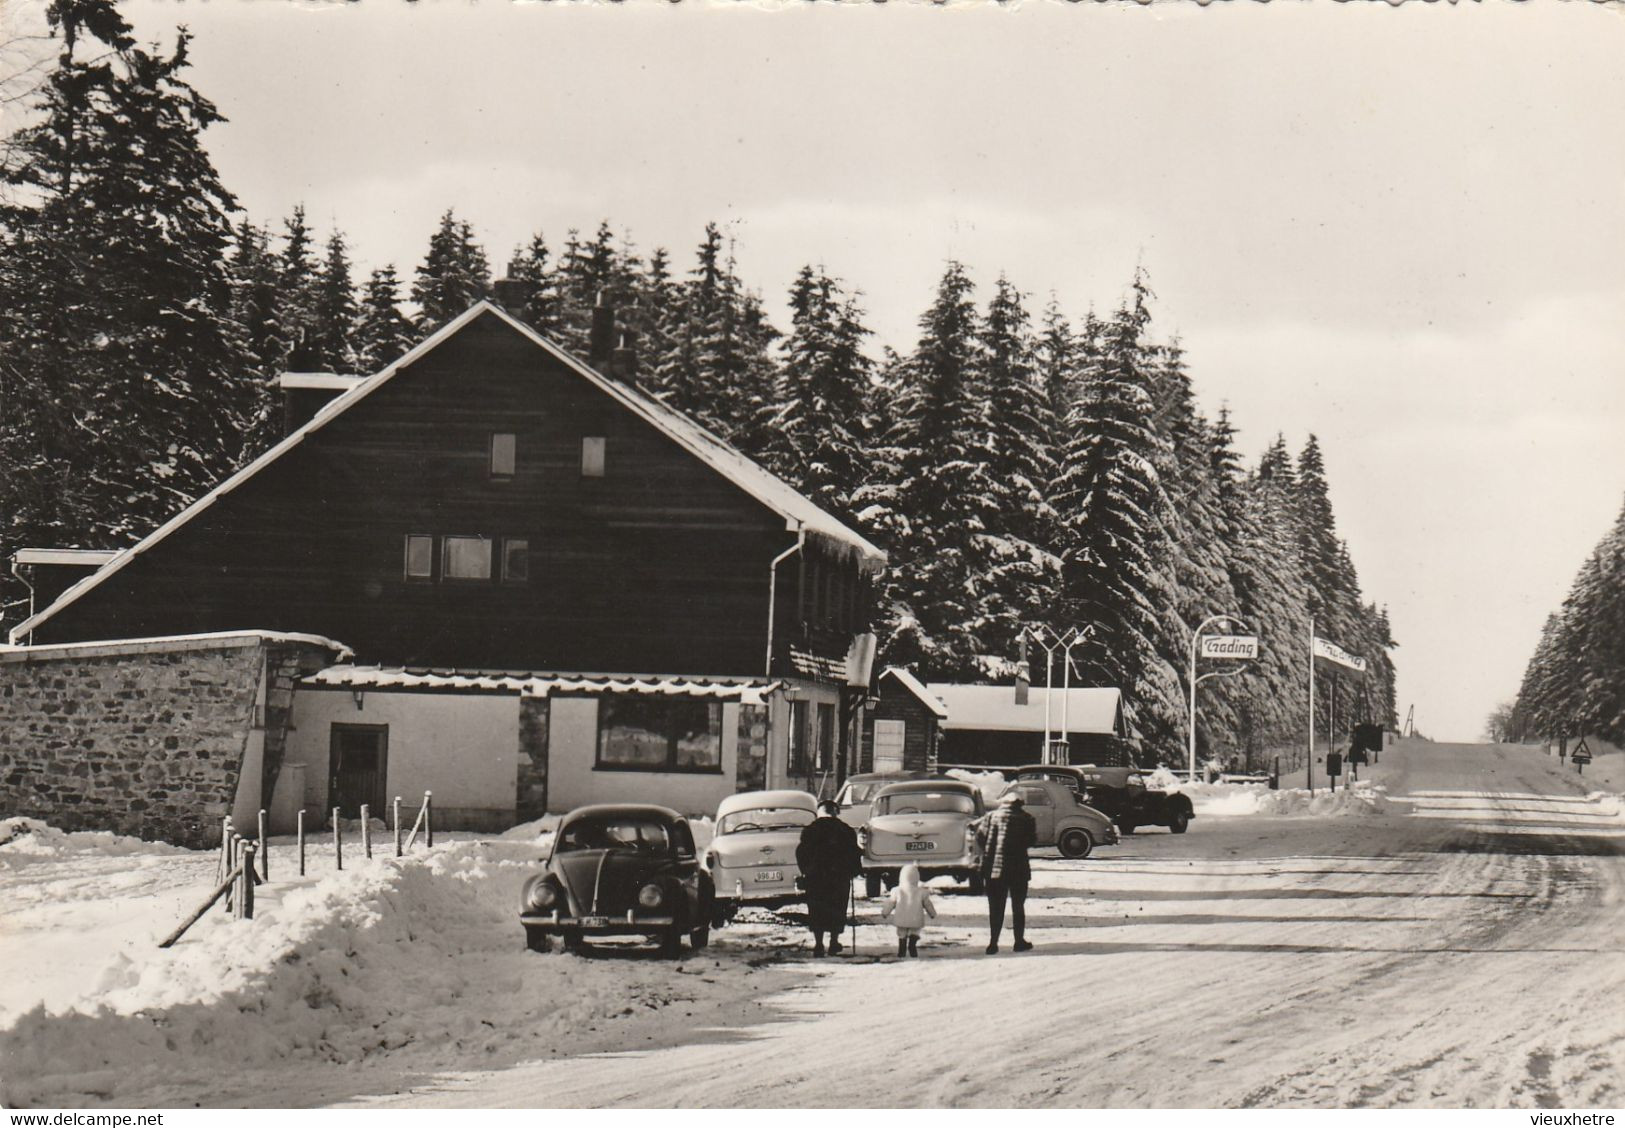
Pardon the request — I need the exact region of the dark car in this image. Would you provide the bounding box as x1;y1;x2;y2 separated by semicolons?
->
519;804;715;957
1011;764;1194;834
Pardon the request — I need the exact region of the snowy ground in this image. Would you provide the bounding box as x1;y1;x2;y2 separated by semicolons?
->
3;740;1623;1108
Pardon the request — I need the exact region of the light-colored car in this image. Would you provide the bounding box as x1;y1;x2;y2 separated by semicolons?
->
705;789;818;923
860;779;984;897
833;771;941;828
999;779;1119;858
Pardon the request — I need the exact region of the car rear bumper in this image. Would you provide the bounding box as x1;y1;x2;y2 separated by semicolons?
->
862;851;977;873
713;866;802;902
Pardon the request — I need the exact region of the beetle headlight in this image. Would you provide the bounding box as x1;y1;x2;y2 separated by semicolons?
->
637;882;665;909
525;879;559;912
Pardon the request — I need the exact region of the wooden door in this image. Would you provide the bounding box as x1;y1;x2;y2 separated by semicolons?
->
330;724;389;820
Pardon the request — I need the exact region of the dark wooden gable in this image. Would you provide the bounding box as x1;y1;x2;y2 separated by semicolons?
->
33;311;826;674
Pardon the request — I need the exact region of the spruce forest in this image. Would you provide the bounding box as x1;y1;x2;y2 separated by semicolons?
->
1503;494;1625;747
0;0;1397;767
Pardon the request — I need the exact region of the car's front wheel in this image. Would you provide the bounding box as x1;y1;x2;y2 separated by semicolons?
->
865;872;883;898
524;926;552;953
1169;811;1190;834
690;924;710;950
1058;829;1094;859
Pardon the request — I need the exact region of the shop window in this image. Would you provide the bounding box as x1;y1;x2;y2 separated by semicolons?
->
596;696;722;773
490;432;516;478
404;534;434;581
442;535;492;581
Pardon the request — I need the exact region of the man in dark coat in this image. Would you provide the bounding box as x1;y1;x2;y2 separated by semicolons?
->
978;790;1038;954
796;799;861;957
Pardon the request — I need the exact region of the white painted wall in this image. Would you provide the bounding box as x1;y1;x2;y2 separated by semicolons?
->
286;689;521;822
546;696;739;818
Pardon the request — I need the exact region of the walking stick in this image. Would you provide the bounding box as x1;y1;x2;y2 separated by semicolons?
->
849;880;857;958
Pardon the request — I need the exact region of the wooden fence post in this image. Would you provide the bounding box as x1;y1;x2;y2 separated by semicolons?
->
160;865;244;949
361;804;372;859
424;791;433;848
333;808;343;871
258;808;268;881
240;843;256;920
297;809;306;876
225;833;239;914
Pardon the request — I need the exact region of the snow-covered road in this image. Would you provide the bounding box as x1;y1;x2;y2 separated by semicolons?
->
349;742;1625;1109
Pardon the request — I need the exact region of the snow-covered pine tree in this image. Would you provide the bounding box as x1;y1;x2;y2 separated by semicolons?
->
0;0;253;591
861;261;1009;679
503;234;564;340
278;205;320;368
758;265;874;524
309;229;359;375
976;276;1062;671
354;265;417;373
1052;273;1178;744
412;209;490;329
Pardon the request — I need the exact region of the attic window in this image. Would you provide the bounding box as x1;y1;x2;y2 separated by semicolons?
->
490;432;516;478
581;436;605;478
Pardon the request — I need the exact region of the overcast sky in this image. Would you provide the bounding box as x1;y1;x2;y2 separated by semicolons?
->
14;0;1625;742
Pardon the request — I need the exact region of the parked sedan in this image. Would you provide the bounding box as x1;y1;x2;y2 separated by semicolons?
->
999;779;1118;858
1013;764;1195;835
833;771;941;828
519;804;714;958
860;780;984;897
706;789;818;923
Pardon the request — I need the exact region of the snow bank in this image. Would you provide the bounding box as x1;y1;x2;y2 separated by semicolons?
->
947;769;1010;805
1188;780;1395;819
0;817;190;859
0;840;733;1107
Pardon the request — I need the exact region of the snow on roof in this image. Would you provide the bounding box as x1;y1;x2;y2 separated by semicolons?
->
0;630;352;663
275;372;365;391
879;667;948;718
10;301;884;645
11;548;119;567
925;683;1122;734
304;665;785;705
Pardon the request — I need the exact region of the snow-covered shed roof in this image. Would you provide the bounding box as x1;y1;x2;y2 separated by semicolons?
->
304;666;784;706
9;300;885;645
925;683;1123;735
879;667;949;719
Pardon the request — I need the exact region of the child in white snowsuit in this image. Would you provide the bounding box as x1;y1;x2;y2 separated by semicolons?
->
879;863;937;958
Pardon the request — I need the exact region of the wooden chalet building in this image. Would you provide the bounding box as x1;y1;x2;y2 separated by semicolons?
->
9;298;885;830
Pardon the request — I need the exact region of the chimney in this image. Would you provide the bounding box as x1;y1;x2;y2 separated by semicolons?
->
1014;633;1030;706
588;290;615;370
492;276;537;316
275;372;363;436
609;330;638;384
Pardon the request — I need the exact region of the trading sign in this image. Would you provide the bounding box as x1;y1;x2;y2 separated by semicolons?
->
1312;636;1367;673
1200;635;1259;660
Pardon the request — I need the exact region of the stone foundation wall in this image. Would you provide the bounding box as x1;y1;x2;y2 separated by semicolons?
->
0;634;341;848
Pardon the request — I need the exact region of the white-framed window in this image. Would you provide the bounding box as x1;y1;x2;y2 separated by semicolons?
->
442;535;493;581
874;719;906;773
490;432;516;478
581;436;605;478
404;534;434;581
502;538;529;583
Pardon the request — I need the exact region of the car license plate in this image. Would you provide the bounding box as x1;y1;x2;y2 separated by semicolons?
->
755;870;783;883
580;915;609;929
905;841;937;851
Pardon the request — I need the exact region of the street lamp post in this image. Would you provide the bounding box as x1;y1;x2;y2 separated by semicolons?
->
1188;613;1251;779
1025;624;1094;765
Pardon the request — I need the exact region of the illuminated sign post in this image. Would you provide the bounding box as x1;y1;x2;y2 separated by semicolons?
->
1307;624;1367;794
1189;617;1259;779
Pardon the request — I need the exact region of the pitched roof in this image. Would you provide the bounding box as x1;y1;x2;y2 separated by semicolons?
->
925;683;1123;735
10;301;885;644
878;667;949;719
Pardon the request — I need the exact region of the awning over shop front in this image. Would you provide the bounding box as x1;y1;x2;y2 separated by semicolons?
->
303;665;784;705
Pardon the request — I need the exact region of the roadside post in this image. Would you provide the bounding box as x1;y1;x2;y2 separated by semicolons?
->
297;809;306;876
258;808;268;881
361;804;372;858
1188;615;1257;780
1326;752;1342;793
333;807;343;870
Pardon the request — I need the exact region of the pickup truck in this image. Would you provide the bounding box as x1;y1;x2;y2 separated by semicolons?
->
1011;764;1195;835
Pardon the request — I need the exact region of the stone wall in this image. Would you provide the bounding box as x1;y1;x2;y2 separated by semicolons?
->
0;633;342;848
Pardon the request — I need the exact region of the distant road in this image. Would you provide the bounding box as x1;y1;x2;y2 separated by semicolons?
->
354;741;1625;1109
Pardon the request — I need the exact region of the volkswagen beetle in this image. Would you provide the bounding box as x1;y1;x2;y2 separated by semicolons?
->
519;804;714;958
706;789;818;923
860;779;984;897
